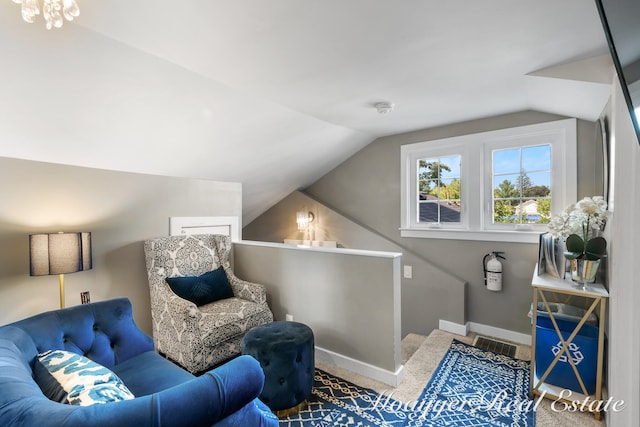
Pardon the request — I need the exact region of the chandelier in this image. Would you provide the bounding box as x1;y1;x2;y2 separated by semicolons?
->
12;0;80;30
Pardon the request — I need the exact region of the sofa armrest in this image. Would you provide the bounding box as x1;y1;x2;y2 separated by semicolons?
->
144;355;269;426
13;355;272;427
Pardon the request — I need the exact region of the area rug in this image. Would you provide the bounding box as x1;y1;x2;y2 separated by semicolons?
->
280;368;409;427
280;339;534;427
411;339;535;426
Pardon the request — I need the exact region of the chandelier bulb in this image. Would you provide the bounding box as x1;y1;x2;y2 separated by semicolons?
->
13;0;80;29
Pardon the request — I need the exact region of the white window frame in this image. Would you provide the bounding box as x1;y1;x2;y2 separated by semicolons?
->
400;118;577;243
401;140;470;231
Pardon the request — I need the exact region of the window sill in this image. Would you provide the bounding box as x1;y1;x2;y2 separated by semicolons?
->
399;228;540;243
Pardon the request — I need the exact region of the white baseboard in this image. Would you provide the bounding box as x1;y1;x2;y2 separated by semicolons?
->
438;319;469;336
315;346;404;387
438;319;531;346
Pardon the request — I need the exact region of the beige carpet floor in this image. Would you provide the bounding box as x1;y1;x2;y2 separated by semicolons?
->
317;329;606;427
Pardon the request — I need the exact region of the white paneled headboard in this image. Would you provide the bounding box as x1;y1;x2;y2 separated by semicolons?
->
169;216;240;241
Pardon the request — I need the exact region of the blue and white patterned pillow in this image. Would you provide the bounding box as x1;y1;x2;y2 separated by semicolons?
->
35;349;135;406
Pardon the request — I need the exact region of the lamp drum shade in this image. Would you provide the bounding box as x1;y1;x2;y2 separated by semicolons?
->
29;232;92;276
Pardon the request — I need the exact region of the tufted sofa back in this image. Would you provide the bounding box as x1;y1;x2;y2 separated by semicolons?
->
4;298;153;370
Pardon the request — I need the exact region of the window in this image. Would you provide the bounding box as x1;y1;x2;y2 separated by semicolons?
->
401;119;576;243
491;145;551;226
417;155;462;225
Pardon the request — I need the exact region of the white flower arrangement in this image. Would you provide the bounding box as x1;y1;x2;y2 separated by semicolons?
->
548;196;608;260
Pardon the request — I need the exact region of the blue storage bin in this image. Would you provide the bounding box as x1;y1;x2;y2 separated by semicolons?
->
535;316;599;395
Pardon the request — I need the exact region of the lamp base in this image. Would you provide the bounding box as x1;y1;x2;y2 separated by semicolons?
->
59;274;65;309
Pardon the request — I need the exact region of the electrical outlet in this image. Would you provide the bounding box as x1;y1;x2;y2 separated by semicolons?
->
285;314;294;321
404;265;413;279
80;291;91;304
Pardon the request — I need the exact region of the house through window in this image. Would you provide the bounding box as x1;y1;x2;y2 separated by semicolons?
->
492;145;551;225
418;155;461;224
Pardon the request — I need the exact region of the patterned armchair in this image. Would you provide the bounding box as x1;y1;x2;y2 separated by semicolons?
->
143;234;273;373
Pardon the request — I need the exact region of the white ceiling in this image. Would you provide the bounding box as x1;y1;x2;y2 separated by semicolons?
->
0;0;612;224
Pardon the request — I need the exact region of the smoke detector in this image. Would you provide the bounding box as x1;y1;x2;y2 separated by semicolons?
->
374;102;395;114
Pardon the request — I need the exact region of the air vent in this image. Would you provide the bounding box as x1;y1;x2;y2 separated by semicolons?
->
473;336;518;358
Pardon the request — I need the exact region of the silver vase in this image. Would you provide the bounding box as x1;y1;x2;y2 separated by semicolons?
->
570;258;601;284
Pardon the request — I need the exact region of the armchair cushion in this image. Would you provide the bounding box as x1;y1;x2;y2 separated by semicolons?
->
165;267;233;306
35;350;134;406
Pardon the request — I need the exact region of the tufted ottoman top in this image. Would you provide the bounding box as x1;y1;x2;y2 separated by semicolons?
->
242;321;314;413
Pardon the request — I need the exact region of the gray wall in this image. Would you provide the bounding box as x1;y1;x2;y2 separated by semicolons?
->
243;190;466;337
0;157;241;334
233;241;402;377
245;110;602;335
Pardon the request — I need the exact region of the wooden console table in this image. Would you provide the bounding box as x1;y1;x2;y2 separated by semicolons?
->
530;265;608;420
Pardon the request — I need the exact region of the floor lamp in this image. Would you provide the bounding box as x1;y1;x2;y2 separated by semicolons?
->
29;232;92;308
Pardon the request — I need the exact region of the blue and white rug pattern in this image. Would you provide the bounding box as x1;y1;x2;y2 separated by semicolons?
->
281;369;408;426
410;339;534;426
280;339;534;427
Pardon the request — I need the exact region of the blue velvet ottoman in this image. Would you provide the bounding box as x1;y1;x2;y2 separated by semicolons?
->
241;321;314;414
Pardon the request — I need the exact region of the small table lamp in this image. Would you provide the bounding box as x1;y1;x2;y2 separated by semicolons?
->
29;232;92;308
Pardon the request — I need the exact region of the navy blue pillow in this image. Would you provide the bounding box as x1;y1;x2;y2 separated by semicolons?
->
165;267;234;306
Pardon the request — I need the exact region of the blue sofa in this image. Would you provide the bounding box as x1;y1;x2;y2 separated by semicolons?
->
0;298;278;427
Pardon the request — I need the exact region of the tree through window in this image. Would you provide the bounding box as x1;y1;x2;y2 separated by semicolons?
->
492;145;551;224
417;155;461;224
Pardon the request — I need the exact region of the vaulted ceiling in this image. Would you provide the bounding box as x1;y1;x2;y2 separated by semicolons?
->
0;1;611;223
